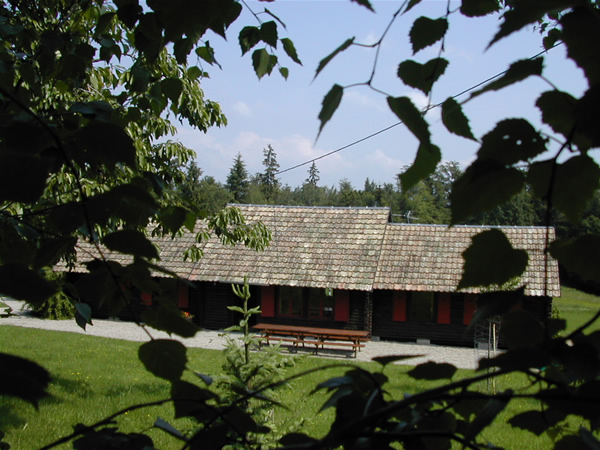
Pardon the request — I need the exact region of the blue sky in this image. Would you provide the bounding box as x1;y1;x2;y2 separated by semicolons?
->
175;0;588;189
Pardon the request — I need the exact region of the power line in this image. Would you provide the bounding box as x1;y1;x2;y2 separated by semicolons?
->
275;45;557;178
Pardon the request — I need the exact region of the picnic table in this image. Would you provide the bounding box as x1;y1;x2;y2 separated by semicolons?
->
253;323;370;358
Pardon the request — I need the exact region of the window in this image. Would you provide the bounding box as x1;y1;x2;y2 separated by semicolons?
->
308;288;334;319
409;291;435;322
278;286;303;317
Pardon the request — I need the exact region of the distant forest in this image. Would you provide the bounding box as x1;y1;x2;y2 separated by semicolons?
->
174;146;600;244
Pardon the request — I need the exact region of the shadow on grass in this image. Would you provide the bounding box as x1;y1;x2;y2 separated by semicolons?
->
0;401;28;431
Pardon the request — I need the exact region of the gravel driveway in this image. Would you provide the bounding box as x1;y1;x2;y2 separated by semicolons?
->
1;299;482;369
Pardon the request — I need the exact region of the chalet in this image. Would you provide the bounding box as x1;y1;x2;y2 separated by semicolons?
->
62;205;560;347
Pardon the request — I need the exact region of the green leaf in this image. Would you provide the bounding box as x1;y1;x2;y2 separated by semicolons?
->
171;380;219;420
159;206;188;234
161;78;183;103
0;263;56;305
315;37;354;80
479;347;552;372
33;237;78;270
281;37;301;65
470;58;544;99
397;58;449;95
187;66;204;80
75;302;93;330
404;0;422;14
154;418;186;441
536;90;581;143
469;289;525;328
350;0;374;11
399;143;441;191
489;1;576;48
259;21;278;47
387;96;430;145
408;362;457;380
574;85;600;149
74;266;118;310
0;153;51;203
317;84;344;139
142;306;200;338
103;230;159;259
459;229;529;290
441;97;477;141
501;310;545;348
409;17;448;54
1;119;53;154
130;63;149;92
460;0;501;17
239;26;260;55
561;8;600;86
195;42;220;68
263;8;287;29
0;353;51;407
450;161;525;224
550;235;600;284
528;156;600;223
74;121;137;168
543;28;562;51
478;119;547;165
252;48;274;79
279;66;289;79
138;339;187;382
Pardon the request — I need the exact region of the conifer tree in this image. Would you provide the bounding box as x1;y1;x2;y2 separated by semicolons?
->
226;153;249;203
260;145;280;202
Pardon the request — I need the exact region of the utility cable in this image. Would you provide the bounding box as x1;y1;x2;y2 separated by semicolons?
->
275;44;559;177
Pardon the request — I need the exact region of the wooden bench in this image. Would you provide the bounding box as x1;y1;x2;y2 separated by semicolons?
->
253;323;370;358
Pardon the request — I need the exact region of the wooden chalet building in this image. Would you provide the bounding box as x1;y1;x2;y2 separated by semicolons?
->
63;205;561;347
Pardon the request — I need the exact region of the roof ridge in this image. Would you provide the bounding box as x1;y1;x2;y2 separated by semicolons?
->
228;203;390;211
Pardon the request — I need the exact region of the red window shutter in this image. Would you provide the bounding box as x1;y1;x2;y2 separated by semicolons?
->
334;290;350;322
261;286;275;317
178;283;189;308
140;292;152;306
392;292;407;322
463;294;477;325
437;293;451;324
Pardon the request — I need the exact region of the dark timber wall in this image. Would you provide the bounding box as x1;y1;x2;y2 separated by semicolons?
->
372;290;553;347
372;290;474;346
256;289;368;331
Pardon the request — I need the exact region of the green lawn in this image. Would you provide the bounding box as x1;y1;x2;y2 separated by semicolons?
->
1;286;600;448
554;286;600;334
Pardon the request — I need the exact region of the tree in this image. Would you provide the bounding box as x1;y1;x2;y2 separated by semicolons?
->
337;178;359;206
226;153;250;203
0;0;295;425
305;161;320;186
260;145;280;203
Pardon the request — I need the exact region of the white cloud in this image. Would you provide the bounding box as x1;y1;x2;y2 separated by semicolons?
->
345;90;387;112
232;101;252;117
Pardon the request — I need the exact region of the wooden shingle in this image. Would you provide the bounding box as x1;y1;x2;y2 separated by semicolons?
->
373;224;560;296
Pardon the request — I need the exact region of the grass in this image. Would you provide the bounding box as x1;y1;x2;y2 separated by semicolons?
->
1;286;600;448
554;286;600;334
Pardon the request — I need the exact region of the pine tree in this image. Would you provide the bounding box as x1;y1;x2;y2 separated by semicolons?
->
305;161;320;186
225;153;249;203
260;145;280;203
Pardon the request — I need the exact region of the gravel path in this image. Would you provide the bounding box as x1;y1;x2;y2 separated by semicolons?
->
1;299;481;369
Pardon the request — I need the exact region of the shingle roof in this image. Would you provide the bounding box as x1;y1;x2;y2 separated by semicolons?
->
61;205;560;296
373;224;560;297
190;205;390;291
